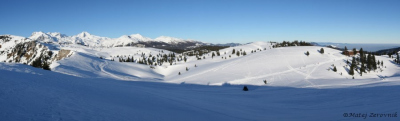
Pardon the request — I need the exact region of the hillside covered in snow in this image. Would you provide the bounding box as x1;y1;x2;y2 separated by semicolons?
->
1;32;400;120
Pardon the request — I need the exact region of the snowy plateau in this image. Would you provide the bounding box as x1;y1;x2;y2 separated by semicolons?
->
1;32;400;121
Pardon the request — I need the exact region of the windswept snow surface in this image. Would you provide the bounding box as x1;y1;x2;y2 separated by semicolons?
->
1;63;400;121
1;41;400;120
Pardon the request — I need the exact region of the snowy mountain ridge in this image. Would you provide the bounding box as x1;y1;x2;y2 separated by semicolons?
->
26;31;201;47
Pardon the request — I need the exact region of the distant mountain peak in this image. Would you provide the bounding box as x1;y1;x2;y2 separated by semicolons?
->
30;31;46;36
77;31;91;38
13;31;203;47
154;36;183;43
130;34;144;38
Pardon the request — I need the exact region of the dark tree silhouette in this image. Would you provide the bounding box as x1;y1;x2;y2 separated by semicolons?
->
320;48;324;54
243;86;248;91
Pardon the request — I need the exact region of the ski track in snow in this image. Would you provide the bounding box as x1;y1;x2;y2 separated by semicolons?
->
99;60;126;80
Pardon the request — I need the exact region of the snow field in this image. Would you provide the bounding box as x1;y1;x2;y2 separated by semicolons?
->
50;42;400;89
1;63;399;121
1;41;400;121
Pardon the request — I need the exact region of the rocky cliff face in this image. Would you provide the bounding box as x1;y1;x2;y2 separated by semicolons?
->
0;35;72;70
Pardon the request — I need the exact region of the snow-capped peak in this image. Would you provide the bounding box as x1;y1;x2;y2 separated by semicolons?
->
154;36;185;43
77;31;92;38
110;34;152;45
118;35;131;39
11;31;202;47
129;34;143;38
129;34;152;41
30;31;46;37
28;31;68;43
29;31;54;42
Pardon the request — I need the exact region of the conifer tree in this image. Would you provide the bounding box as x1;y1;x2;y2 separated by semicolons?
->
349;65;354;75
367;54;371;71
360;65;364;76
243;86;248;91
148;58;152;65
372;55;377;70
320;48;324;54
333;66;337;72
217;51;220;56
363;53;367;64
178;72;181;75
397;53;400;64
377;60;380;67
243;51;247;56
349;57;357;75
351;57;356;69
306;51;310;56
186;67;189;71
212;52;215;58
152;56;156;63
236;51;240;56
232;49;235;54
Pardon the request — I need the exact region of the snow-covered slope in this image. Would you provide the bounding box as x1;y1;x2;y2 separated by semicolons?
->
1;62;399;121
51;45;164;80
158;42;399;88
46;41;400;89
0;35;30;50
2;40;400;120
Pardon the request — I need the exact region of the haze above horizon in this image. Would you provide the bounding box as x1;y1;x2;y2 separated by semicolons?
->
1;0;399;44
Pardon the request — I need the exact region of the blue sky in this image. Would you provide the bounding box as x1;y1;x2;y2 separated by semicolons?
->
1;0;399;43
